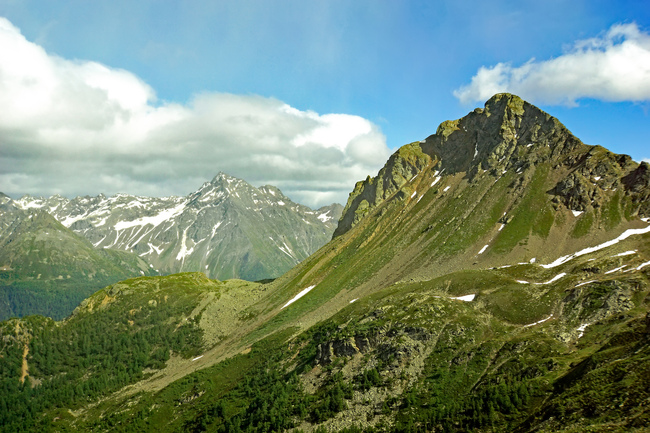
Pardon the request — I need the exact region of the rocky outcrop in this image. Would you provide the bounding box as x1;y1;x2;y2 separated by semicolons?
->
333;143;433;237
623;161;650;217
314;325;431;366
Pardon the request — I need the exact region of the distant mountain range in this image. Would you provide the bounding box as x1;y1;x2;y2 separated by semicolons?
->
12;172;342;281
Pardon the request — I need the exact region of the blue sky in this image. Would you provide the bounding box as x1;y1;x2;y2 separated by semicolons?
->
1;0;649;207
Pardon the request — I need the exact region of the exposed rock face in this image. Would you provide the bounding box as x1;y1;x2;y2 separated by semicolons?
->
314;325;431;366
333;142;433;237
316;338;363;364
623;161;650;217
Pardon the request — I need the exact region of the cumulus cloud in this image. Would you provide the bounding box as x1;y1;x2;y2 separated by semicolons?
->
454;23;650;106
0;17;389;208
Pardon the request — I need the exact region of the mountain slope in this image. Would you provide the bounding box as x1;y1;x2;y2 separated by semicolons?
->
0;204;156;320
15;173;342;281
2;94;649;432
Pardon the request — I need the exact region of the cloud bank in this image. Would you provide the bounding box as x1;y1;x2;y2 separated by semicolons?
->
0;17;389;208
454;23;650;106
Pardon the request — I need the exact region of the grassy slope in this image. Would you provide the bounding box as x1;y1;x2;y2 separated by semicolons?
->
26;229;648;432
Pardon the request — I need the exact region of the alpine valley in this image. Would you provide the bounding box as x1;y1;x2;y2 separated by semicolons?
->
2;94;650;433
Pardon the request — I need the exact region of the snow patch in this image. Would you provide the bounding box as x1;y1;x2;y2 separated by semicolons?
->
61;214;85;227
431;176;441;187
114;202;186;230
636;261;650;270
94;215;109;227
605;266;626;274
443;186;450;192
192;355;204;362
176;229;194;261
282;285;316;309
17;200;45;209
577;323;590;339
524;314;553;328
478;244;489;255
317;212;331;223
535;273;566;285
349;298;358;304
614;250;636;257
411;191;417;199
516;280;530;284
278;245;294;259
211;221;222;237
451;294;476;302
540;225;650;269
571;210;583;217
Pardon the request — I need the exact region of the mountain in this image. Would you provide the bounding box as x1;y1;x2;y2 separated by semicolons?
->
1;94;649;433
15;172;343;281
0;204;156;321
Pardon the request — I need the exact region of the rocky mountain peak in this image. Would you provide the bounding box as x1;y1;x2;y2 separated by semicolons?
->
334;93;649;239
210;171;239;186
422;92;580;178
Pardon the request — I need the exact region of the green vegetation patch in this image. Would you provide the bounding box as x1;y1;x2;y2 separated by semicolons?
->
0;273;212;433
482;284;555;324
492;164;552;253
571;211;594;238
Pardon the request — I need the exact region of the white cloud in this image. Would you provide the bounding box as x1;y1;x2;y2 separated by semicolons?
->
454;23;650;106
0;17;389;208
